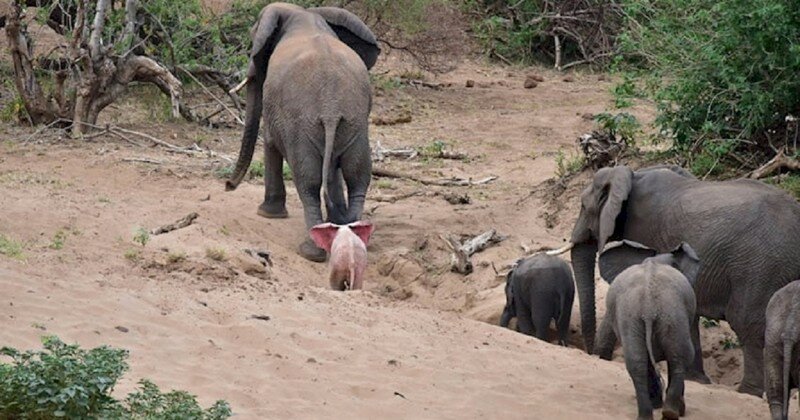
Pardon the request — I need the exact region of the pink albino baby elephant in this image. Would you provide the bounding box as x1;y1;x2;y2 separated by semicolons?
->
310;221;375;291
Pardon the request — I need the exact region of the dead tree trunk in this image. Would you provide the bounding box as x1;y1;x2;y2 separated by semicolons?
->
4;0;183;135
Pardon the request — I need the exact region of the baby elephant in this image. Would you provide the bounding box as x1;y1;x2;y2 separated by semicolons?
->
499;254;575;346
596;240;700;420
309;221;374;291
764;280;800;420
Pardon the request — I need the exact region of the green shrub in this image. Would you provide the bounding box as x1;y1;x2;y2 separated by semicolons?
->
555;149;586;178
133;228;150;247
0;336;232;419
593;112;640;146
618;0;800;156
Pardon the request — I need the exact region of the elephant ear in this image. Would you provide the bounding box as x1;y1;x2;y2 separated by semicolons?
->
247;4;292;81
308;7;381;69
598;240;657;283
668;242;701;287
594;166;634;251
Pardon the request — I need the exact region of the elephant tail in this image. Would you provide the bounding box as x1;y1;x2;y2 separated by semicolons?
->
783;339;794;420
645;317;663;391
321;117;339;218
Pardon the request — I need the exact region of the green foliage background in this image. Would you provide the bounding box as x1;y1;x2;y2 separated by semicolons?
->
0;336;231;419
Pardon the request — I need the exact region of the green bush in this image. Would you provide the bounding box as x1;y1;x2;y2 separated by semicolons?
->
0;336;231;419
618;0;800;155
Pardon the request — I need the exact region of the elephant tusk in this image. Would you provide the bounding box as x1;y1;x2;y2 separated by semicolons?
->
229;78;248;95
545;242;574;256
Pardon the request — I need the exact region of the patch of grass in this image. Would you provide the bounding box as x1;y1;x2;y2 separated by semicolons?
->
370;74;402;92
166;251;187;264
50;230;68;250
720;335;741;350
218;225;230;236
133;228;150;247
0;234;24;259
700;317;719;328
0;335;232;419
282;161;293;181
419;139;446;157
214;165;233;179
98;196;111;203
766;173;800;201
138;85;176;123
205;247;227;262
374;179;395;190
0;94;27;123
554;149;586;178
124;249;141;261
248;160;265;178
214;160;274;181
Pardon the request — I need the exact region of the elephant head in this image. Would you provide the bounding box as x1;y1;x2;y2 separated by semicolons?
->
499;269;516;327
226;3;380;190
599;240;701;286
559;164;693;353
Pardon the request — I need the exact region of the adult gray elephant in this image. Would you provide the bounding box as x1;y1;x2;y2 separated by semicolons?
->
554;164;800;396
225;3;380;262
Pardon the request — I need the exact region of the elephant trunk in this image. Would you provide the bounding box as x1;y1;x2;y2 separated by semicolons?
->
226;76;264;191
572;242;598;354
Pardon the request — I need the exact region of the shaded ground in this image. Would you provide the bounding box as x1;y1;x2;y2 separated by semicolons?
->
0;56;770;418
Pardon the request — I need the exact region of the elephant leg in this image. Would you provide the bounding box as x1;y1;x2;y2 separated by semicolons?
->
663;361;686;419
646;361;663;410
595;316;617;360
763;344;784;420
685;315;712;384
515;301;535;337
293;158;327;263
729;316;766;396
531;304;553;344
340;136;371;223
623;336;655;420
258;140;288;219
326;168;348;225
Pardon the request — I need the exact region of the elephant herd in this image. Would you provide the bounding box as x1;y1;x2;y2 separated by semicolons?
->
500;167;800;419
224;3;800;419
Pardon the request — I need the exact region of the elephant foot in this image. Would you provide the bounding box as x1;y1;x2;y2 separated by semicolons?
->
662;397;685;419
299;239;327;263
684;371;711;385
736;382;763;397
257;201;288;219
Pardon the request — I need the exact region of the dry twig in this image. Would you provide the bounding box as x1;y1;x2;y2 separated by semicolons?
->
151;212;199;235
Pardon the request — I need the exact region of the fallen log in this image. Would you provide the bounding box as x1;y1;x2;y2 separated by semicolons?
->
151;212;199;235
372;167;497;187
750;149;800;179
441;229;506;274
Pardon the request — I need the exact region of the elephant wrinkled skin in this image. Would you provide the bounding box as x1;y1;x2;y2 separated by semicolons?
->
597;240;700;420
568;165;800;396
764;280;800;420
225;3;379;262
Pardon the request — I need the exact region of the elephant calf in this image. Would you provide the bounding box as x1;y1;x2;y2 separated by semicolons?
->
765;280;800;420
309;221;374;291
596;240;700;420
499;254;575;346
